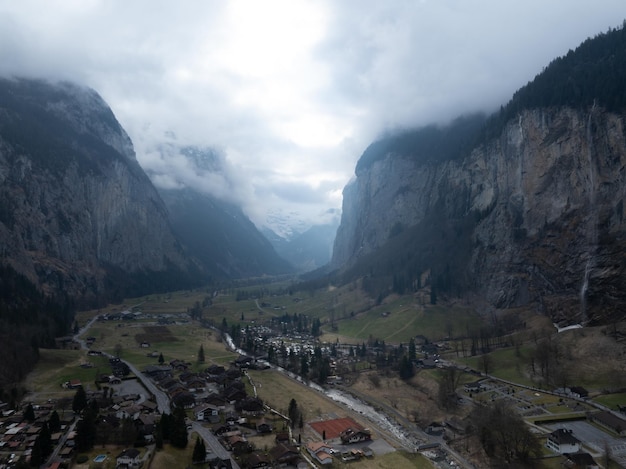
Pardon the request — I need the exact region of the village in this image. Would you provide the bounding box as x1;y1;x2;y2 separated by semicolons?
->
2;302;626;469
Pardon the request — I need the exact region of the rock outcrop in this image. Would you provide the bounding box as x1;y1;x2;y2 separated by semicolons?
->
0;78;199;305
332;107;626;324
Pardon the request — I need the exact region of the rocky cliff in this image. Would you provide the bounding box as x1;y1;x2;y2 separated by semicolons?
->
332;106;626;324
0;78;200;306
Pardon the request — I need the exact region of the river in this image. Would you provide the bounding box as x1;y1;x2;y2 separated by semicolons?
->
223;333;416;450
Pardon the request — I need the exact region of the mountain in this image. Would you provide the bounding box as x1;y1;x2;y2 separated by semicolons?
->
262;219;339;272
331;25;626;326
0;77;203;308
158;186;294;278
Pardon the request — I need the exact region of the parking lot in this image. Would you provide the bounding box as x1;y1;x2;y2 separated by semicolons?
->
546;421;626;466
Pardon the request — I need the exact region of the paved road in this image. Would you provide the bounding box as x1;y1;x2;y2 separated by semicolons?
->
191;421;240;469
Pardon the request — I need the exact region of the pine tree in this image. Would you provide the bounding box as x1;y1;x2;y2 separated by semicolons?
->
197;345;205;364
24;403;35;422
170;407;188;449
158;353;164;365
72;387;87;413
48;410;61;432
192;437;206;463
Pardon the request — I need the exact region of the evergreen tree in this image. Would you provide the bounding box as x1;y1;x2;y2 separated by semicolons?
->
38;422;52;460
288;399;300;429
158;353;164;365
23;403;35;422
170;407;188;448
72;386;87;414
399;356;415;380
30;437;42;467
192;437;206;463
197;345;205;364
48;410;61;432
75;406;97;452
155;419;164;449
408;338;417;361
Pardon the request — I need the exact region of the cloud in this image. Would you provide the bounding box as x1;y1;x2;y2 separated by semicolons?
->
0;0;624;229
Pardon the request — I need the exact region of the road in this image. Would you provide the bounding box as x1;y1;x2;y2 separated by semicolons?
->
191;422;240;469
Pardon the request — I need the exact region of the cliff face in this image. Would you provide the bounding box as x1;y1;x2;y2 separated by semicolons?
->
0;78;197;305
332;107;626;324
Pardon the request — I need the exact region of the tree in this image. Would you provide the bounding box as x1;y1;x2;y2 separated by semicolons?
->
75;406;97;452
438;367;461;410
288;399;300;429
197;345;205;364
170;407;188;449
399;356;414;380
72;387;87;414
24;403;35;422
192;437;206;463
469;400;541;464
158;353;165;365
48;410;61;432
155;419;164;449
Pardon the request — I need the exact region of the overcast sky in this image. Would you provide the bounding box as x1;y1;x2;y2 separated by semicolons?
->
0;1;624;231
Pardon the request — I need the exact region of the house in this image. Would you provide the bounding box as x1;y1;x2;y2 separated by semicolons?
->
246;451;271;468
306;441;334;465
546;429;581;454
116;448;141;468
339;427;371;444
464;380;485;394
255;418;272;434
226;434;250;453
195;404;220;423
269;443;300;466
275;432;290;444
589;411;626;436
562;452;599;468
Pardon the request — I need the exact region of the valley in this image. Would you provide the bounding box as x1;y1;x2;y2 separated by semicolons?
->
7;280;626;469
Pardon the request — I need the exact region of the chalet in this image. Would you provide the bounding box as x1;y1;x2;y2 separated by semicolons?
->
116;448;141;468
206;364;226;376
255;418;272;434
246;451;271;468
234;355;253;368
589;411;626;436
204;393;227;408
339;427;371;444
226;434;251;453
546;429;581;454
208;457;233;469
275;431;290;444
195;404;220;423
171;392;195;409
237;397;264;414
562;452;599;468
270;443;300;466
306;441;334;465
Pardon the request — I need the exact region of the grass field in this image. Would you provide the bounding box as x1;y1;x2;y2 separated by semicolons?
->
327;301;483;344
593;392;626;410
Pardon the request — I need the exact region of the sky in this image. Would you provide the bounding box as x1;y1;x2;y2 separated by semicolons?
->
0;1;624;232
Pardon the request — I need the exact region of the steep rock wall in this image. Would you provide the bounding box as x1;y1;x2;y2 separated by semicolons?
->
333;107;626;324
0;78;195;304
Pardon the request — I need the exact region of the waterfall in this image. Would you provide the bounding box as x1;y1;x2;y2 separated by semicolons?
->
580;104;597;324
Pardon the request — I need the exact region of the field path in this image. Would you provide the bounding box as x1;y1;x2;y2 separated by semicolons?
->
383;314;418;341
354;320;372;337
